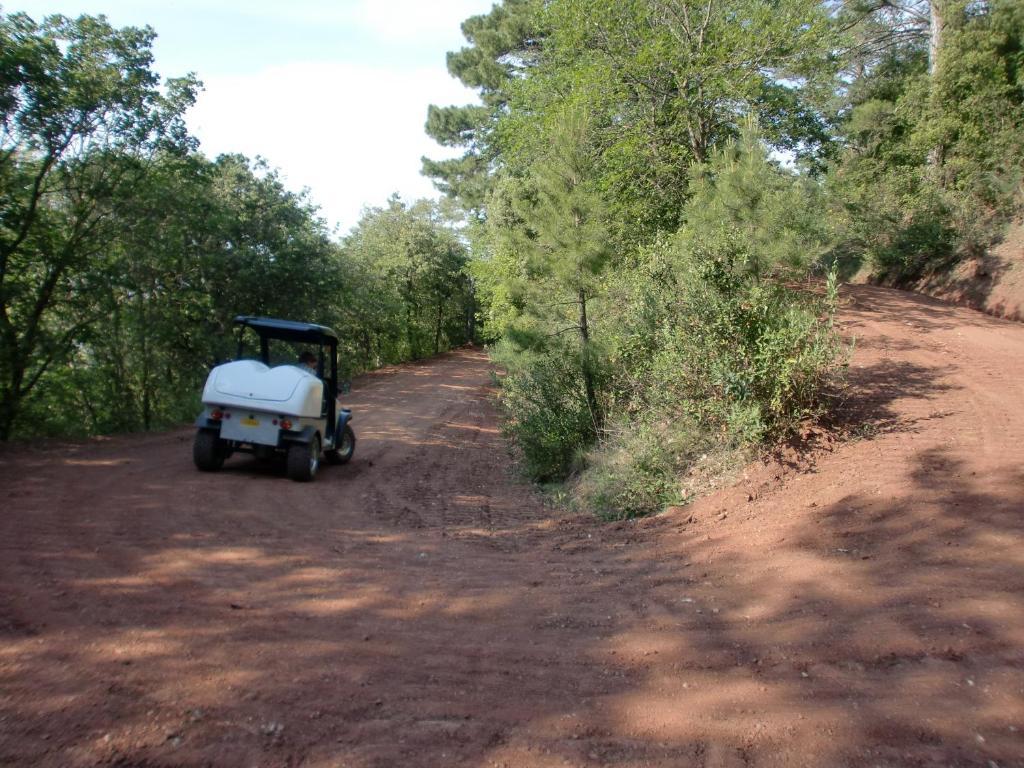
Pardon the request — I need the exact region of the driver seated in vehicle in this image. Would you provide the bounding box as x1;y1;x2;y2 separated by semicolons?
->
298;350;345;414
298;350;319;374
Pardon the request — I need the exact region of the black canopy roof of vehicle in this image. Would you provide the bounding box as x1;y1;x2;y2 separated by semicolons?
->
233;316;338;345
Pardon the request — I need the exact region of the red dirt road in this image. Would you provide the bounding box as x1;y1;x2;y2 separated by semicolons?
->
1;285;1023;767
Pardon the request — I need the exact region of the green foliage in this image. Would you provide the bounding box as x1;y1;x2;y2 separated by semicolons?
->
339;197;473;366
575;416;709;520
0;10;477;441
0;10;198;440
493;342;599;482
481;116;842;514
579;233;841;519
828;0;1024;280
612;128;841;446
674;249;840;437
6;150;342;437
613;235;842;441
448;4;847;515
422;0;543;213
498;0;838;247
927;1;1024;241
482;108;613;474
680;120;833;278
834;166;957;280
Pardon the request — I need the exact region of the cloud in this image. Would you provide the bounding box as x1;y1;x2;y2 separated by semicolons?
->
345;0;491;43
14;0;496;234
188;60;479;235
132;0;489;44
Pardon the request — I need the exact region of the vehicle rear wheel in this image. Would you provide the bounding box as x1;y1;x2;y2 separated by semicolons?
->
287;434;320;482
325;424;355;465
193;430;227;471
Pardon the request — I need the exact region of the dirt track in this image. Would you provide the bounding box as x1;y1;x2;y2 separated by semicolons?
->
2;284;1023;767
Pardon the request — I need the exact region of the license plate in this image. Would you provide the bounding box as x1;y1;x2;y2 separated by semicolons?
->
240;416;259;427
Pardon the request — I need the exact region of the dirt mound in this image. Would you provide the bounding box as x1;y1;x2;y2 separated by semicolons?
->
913;218;1024;321
2;289;1023;767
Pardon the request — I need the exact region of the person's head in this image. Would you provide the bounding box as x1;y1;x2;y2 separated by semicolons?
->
298;351;318;372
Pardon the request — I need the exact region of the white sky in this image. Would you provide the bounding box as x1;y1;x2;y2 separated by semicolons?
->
8;0;494;235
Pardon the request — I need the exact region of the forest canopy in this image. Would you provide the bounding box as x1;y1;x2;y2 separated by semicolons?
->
0;10;475;441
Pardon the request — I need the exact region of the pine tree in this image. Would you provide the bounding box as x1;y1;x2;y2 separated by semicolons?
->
422;0;542;214
511;109;611;426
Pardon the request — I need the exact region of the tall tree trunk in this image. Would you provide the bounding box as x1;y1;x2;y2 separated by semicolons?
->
577;287;600;426
928;0;944;77
434;302;444;356
77;369;101;434
0;371;23;441
0;336;24;440
405;276;420;359
406;304;418;360
926;0;947;174
109;302;135;430
361;328;373;368
140;300;151;431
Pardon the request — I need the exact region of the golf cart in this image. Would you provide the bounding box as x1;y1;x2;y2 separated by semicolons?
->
193;316;355;481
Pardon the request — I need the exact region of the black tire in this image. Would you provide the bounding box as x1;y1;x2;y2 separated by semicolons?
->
287;433;320;482
325;424;355;465
193;430;227;471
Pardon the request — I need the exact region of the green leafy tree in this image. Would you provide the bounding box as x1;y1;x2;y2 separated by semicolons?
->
484;109;614;479
17;150;349;437
202;154;340;326
680;120;832;278
0;11;197;439
499;0;836;246
422;0;542;214
509;110;610;421
88;153;217;432
828;0;1023;278
340;197;472;365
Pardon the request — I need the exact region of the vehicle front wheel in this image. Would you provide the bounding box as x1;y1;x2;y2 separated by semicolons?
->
193;430;228;471
325;424;355;465
287;434;320;482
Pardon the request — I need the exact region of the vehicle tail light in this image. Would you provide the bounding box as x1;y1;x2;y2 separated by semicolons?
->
211;409;223;420
280;419;292;431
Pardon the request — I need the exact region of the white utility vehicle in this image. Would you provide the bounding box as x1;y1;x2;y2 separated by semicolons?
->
193;316;354;481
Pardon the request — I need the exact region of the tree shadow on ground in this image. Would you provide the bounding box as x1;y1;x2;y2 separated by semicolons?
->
842;283;1010;334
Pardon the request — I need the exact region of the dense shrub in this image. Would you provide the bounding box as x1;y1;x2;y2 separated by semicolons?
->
495;344;600;482
577;235;842;518
492;126;844;516
575;415;714;520
671;244;841;436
